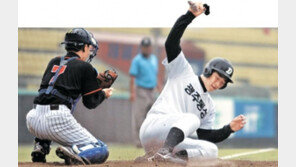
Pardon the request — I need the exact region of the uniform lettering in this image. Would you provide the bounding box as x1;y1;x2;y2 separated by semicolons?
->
51;65;67;75
184;83;208;119
196;101;205;111
200;109;207;119
192;92;201;102
185;84;195;95
49;65;67;83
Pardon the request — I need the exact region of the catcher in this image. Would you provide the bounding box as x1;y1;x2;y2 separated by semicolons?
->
26;28;118;165
139;1;246;164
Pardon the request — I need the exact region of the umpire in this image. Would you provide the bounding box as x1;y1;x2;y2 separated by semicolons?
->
129;37;159;147
26;28;117;165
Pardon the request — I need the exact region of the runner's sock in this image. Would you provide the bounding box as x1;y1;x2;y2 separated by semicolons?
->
163;127;185;152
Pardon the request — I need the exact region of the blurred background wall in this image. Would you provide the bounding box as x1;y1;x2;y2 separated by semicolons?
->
18;28;278;148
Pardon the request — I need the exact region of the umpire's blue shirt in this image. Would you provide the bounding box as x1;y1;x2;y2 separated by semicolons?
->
129;53;158;89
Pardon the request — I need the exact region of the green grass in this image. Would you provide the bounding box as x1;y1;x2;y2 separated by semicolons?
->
230;149;278;161
18;144;278;162
18;144;145;162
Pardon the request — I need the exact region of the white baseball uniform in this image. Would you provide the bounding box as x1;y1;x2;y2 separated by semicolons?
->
139;51;218;158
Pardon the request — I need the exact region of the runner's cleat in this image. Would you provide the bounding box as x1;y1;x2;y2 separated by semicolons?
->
148;148;187;165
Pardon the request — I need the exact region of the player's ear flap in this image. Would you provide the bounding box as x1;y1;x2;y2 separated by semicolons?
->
204;67;211;77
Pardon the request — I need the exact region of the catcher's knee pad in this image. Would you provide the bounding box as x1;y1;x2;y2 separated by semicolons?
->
72;139;109;164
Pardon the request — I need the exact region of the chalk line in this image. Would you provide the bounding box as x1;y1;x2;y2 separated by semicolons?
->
220;148;276;160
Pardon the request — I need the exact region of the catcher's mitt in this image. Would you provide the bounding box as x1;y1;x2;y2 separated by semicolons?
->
97;69;118;88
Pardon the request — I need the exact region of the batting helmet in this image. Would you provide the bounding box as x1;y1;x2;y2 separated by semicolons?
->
61;28;99;63
203;57;234;89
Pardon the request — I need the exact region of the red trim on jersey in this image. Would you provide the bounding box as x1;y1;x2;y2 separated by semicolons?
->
84;88;103;96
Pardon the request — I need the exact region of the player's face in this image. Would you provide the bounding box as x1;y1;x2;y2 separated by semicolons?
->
207;72;226;92
81;45;91;61
141;46;152;57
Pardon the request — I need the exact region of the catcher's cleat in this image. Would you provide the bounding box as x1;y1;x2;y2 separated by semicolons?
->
148;148;187;165
56;146;86;165
31;139;51;163
31;148;46;163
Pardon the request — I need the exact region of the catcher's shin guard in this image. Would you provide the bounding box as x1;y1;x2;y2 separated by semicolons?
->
72;139;109;164
31;138;51;163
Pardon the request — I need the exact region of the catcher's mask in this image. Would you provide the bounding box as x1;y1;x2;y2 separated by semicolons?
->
61;28;99;63
203;57;234;89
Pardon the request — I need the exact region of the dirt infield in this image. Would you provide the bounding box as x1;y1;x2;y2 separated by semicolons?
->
19;160;278;167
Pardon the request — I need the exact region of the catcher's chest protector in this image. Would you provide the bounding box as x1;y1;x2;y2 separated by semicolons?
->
38;56;80;113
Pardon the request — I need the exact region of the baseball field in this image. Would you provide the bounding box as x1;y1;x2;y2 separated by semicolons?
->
18;144;278;167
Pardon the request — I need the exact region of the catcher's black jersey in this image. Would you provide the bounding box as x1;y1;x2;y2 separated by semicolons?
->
34;52;105;109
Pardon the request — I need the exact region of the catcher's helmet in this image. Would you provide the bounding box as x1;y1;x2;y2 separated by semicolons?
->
203;57;234;89
61;28;99;63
